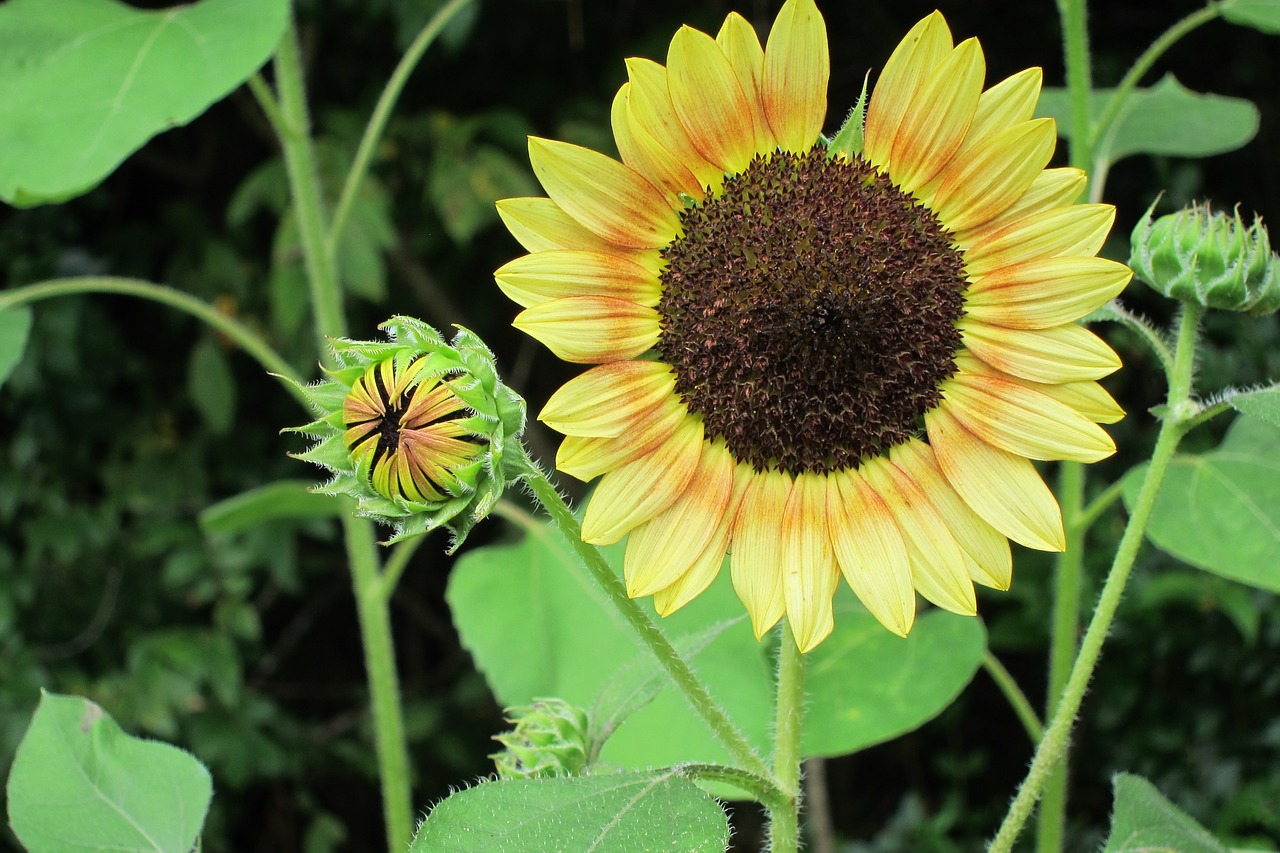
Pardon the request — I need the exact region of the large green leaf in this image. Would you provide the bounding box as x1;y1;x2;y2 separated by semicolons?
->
1123;416;1280;592
1230;384;1280;428
1103;773;1229;853
446;521;775;773
6;691;213;853
187;336;236;436
1036;75;1258;167
0;0;288;206
0;306;33;390
410;770;729;853
1222;0;1280;34
803;606;985;757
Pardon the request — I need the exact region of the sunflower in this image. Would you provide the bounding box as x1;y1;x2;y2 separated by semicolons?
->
495;2;1129;652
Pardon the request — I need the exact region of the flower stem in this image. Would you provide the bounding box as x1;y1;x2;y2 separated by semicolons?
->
989;303;1202;853
769;626;806;853
677;763;785;809
343;513;413;851
270;13;412;850
982;651;1044;743
512;447;770;779
1036;460;1084;853
326;0;475;262
0;277;308;405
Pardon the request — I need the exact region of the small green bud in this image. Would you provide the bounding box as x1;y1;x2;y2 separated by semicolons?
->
290;316;527;547
1129;200;1280;316
491;699;591;780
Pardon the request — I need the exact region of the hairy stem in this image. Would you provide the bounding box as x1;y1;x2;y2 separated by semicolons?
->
990;303;1202;852
983;651;1044;743
769;626;806;853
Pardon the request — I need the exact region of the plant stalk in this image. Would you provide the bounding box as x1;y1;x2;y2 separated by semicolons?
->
513;447;770;779
989;303;1202;852
769;626;806;853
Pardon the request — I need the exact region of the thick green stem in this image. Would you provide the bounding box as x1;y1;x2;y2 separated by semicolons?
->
512;448;770;779
1056;0;1093;174
769;626;806;853
1037;461;1084;853
326;0;475;261
271;17;346;348
983;651;1044;743
344;513;413;852
270;13;412;851
989;304;1203;853
0;277;307;404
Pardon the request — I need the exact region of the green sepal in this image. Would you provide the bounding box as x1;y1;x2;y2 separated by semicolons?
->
826;71;870;160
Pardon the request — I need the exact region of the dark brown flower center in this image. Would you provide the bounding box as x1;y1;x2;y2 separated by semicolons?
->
656;148;967;474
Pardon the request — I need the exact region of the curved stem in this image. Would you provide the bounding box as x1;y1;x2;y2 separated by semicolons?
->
380;534;426;598
344;513;413;852
1073;477;1126;534
676;763;785;810
1098;301;1175;378
0;277;307;405
326;0;475;262
989;303;1203;853
1090;3;1224;160
982;650;1044;743
769;626;806;853
271;16;346;347
512;447;770;779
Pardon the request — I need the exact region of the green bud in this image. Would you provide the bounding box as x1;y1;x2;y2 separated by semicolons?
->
1129;200;1280;315
290;316;526;547
491;698;591;780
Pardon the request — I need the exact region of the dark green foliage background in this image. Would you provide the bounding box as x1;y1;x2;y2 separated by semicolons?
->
1;1;1277;851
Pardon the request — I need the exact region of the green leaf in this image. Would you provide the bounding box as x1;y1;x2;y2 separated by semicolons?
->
1230;384;1280;428
1222;0;1280;34
1123;416;1280;592
446;520;774;774
429;145;540;244
409;770;729;853
803;606;985;757
1103;773;1229;853
187;336;236;436
199;479;343;536
0;306;33;391
1036;75;1259;166
0;0;288;206
6;691;213;853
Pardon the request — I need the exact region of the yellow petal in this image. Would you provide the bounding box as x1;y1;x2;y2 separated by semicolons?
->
540;360;676;437
625;440;735;597
763;0;829;154
964;204;1115;277
556;395;687;481
513;296;660;363
611;84;705;202
956;167;1087;247
861;455;977;616
941;367;1116;463
729;467;790;638
668;25;757;174
496;197;617;254
931;118;1057;233
582;416;704;544
864;11;954;170
625;58;725;192
889;38;985;195
528;136;679;249
652;544;727;617
781;471;839;652
966;67;1043;147
960;320;1121;383
716;12;775;152
828;469;915;637
495;249;663;308
925;404;1066;551
891;440;1012;590
1026;378;1126;424
964;256;1132;330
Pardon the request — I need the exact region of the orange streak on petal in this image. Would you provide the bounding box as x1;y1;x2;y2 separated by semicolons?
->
495;249;663;308
540;360;676;438
864;11;954;171
932;118;1057;233
763;0;829;154
495;197;617;254
781;471;839;652
667;25;758;174
513;296;660;364
717;12;774;153
555;396;687;481
964;256;1132;330
729;467;790;638
827;470;915;637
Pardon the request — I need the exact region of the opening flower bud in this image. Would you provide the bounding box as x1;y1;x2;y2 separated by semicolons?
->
491;698;591;780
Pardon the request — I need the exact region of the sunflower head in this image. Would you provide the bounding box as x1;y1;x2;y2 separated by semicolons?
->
495;1;1129;651
291;316;526;547
1130;201;1280;316
491;698;591;780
